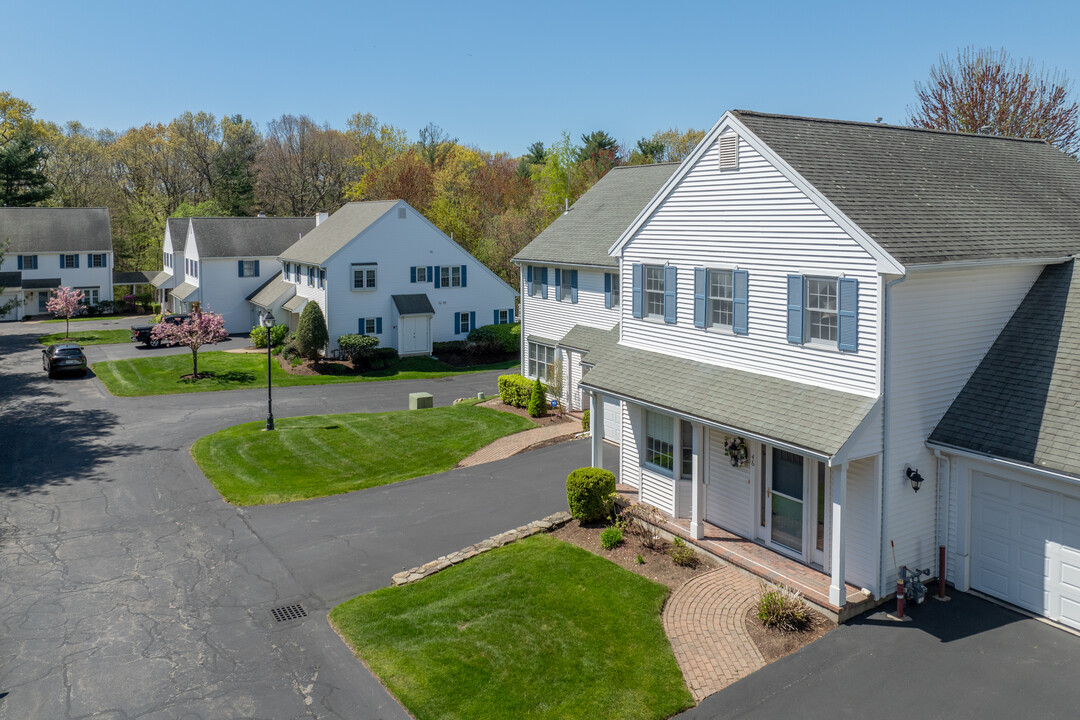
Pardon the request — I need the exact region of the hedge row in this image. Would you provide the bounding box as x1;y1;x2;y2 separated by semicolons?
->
499;373;542;408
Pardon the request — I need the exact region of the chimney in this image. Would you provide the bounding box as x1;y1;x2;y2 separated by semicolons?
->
316;212;329;226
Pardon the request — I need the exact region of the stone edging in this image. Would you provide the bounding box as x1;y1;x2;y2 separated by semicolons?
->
391;511;573;586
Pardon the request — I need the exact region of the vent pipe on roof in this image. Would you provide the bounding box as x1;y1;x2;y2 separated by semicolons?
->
316;212;329;226
564;198;569;214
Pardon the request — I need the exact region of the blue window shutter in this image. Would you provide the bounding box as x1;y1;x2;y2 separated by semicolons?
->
509;308;514;323
554;268;562;301
838;277;858;352
32;255;37;269
17;256;22;270
102;254;107;267
427;265;433;282
526;265;533;285
632;263;644;318
410;266;417;283
434;266;441;289
358;317;365;334
733;270;749;335
376;317;383;334
494;309;499;324
454;312;460;334
470;311;475;332
461;265;467;287
74;254;79;268
604;273;612;309
60;255;65;269
663;265;677;324
787;274;804;344
87;253;91;267
254;260;260;277
238;260;244;277
693;267;706;328
541;267;548;299
571;270;578;303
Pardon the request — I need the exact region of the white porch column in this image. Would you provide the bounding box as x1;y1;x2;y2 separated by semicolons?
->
690;423;705;539
589;391;604;468
829;462;848;607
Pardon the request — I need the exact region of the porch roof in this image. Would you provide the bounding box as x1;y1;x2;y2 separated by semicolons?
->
392;293;434;316
579;333;877;458
0;271;22;291
149;270;172;288
246;272;293;308
113;270;156;286
282;295;307;313
558;323;618;354
171;282;198;301
23;277;61;290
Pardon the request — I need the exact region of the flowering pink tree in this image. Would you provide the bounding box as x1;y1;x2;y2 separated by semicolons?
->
46;286;85;339
150;307;228;378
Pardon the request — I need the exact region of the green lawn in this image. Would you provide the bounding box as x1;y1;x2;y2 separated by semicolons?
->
329;534;693;720
92;351;519;397
191;405;535;505
41;314;143;323
39;329;132;346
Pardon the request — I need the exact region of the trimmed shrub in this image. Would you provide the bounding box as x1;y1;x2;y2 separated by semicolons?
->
295;302;329;361
498;374;537;408
338;333;380;361
251;323;288;349
756;582;811;631
582;409;590;432
466;322;520;353
600;526;623;550
566;466;616;522
670;537;699;567
371;347;399;368
527;377;546;417
434;340;466;354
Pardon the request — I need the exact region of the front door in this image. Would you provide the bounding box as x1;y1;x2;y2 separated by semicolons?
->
768;448;805;556
400;315;430;355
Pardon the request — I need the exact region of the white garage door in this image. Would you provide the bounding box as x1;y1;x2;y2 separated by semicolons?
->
602;396;621;445
971;471;1080;630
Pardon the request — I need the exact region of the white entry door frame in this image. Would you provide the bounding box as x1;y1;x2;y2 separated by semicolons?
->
399;314;432;356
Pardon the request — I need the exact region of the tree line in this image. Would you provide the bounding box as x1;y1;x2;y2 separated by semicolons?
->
0;92;703;285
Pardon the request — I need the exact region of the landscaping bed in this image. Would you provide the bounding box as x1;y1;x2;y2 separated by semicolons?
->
191;405;535;505
329;534;693;720
278;354;518;377
744;603;833;663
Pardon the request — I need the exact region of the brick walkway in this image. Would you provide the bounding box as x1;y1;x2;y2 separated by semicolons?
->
457;422;581;467
663;565;765;701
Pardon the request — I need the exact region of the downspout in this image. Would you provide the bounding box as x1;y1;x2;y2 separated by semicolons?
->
879;273;907;598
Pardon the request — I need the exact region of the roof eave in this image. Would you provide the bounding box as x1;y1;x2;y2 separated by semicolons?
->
927;439;1080;488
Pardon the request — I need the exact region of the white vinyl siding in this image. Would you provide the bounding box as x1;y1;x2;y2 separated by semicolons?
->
705;429;754;538
886;264;1041;591
602;395;621;443
843;457;880;594
619;132;881;396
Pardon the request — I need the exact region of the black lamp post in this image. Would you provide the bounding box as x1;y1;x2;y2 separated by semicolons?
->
264;310;276;431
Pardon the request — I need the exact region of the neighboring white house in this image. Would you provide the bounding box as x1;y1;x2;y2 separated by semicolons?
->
0;207;114;320
149;217;191;311
526;109;1080;626
270;200;518;355
513;163;678;439
164;216;316;333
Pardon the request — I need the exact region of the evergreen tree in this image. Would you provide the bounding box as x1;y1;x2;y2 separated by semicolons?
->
294;301;329;363
527;377;546;418
213;114;258;215
0;126;53;206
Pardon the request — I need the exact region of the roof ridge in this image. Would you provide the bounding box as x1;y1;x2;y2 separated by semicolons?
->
733;109;1049;144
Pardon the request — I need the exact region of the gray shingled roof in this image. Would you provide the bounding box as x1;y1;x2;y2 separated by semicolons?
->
23;277;61;290
172;282;198;301
930;260;1080;476
514;164;679;268
113;271;156;285
149;270;172;288
733;111;1080;265
280;202;399;265
558;324;618;354
167;218;189;252
282;295;307;313
246;272;294;307
0;271;22;290
189;217;316;258
579;328;877;457
392;294;434;316
0;208;112;253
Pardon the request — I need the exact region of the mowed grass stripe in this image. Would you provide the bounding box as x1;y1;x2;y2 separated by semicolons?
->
191;406;536;505
330;534;693;720
94;351;519;396
39;329;132;346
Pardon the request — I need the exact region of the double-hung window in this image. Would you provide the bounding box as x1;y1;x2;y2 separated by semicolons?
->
239;260;259;277
644;410;674;473
17;255;38;270
806;277;837;343
61;254;79;269
528;341;556;380
787;274;858;351
88;254;106;268
308;267;315;287
610;274;620;307
560;269;572;301
495;309;511;324
644;265;665;318
455;311;474;335
414;266;428;283
318;268;326;289
352;263;377;290
708;269;734;329
78;287;100;306
440;265;461;288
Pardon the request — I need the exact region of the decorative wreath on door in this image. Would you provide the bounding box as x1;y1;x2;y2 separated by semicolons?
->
723;436;748;467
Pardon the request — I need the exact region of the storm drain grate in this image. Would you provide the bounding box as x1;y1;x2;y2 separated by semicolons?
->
270;604;307;623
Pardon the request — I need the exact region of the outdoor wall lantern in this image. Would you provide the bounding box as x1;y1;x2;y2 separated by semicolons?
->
905;465;924;493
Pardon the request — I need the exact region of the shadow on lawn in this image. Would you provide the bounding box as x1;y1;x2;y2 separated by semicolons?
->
178;370;256;385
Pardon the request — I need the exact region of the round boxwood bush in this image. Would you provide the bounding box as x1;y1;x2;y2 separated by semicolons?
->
566;466;616;522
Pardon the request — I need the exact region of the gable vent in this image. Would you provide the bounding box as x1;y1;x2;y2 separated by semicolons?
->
718;133;739;171
398;207;407;219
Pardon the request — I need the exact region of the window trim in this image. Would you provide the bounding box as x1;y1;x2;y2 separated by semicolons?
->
643;410;675;476
440;265;462;288
527;341;556;381
805;275;839;347
351;263;378;291
643;264;665;320
706;267;735;332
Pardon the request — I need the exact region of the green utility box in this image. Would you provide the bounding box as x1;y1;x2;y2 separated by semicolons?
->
409;392;434;410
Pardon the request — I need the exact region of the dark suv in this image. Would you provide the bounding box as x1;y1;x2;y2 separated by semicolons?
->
130;314;189;347
42;344;88;377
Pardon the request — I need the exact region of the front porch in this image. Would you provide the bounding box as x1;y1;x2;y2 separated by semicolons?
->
615;485;878;622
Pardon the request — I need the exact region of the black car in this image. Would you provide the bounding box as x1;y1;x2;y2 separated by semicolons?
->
130;314;189;347
42;344;88;377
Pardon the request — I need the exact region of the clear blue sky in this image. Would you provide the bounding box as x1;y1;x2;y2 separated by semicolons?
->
5;0;1079;155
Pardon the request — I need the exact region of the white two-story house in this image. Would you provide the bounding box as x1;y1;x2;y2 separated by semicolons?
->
528;110;1080;626
150;218;191;311
0;207;114;320
513;163;678;439
267;200;517;355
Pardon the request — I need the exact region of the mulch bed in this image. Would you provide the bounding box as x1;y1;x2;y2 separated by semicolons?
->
477;398;579;428
744;605;834;663
278;356;358;376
